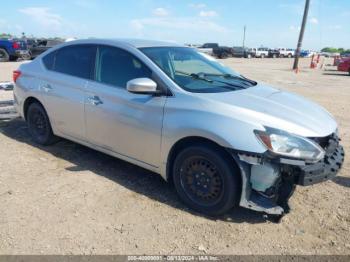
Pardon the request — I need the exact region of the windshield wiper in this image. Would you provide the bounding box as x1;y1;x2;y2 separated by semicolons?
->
175;70;247;90
175;70;213;83
202;73;257;85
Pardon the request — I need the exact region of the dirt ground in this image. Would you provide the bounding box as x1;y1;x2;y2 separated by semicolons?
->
0;58;349;255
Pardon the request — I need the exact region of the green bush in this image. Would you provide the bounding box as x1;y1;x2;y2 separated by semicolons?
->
321;47;350;54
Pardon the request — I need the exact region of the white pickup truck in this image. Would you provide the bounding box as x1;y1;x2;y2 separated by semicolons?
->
249;47;269;58
277;48;295;58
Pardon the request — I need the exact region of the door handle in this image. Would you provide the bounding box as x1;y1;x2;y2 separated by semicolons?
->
87;95;103;106
42;84;53;92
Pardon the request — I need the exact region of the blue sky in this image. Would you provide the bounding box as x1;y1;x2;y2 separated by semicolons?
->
1;0;349;50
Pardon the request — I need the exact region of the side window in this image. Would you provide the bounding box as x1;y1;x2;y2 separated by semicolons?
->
54;45;96;79
42;51;56;70
96;46;152;88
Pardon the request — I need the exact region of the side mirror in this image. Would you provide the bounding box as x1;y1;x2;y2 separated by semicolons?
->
127;78;159;95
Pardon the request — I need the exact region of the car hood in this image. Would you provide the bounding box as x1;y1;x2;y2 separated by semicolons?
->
202;83;337;137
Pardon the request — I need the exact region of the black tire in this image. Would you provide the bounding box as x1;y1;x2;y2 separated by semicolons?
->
9;55;18;62
0;48;10;62
27;103;58;145
220;52;228;59
173;145;240;216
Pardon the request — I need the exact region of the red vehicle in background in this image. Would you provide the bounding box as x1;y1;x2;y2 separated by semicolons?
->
337;57;350;75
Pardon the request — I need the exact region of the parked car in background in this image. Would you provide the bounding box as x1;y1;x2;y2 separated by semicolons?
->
249;47;269;58
337;57;350;75
212;46;234;59
320;52;332;58
0;38;29;62
232;46;254;58
25;38;38;50
340;53;350;59
334;56;343;66
30;39;63;59
13;39;344;218
333;53;350;66
300;50;310;57
268;49;280;58
185;44;201;48
300;50;317;58
197;43;236;59
278;48;295;58
197;43;219;56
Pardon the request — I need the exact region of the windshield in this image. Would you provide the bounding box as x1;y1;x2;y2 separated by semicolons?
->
140;47;256;93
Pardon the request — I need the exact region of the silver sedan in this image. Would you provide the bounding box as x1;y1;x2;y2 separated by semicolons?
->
13;39;344;218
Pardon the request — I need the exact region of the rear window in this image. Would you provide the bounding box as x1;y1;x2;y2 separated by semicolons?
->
42;51;56;70
54;45;96;79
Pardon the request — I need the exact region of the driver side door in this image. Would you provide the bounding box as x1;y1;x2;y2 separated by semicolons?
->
85;45;166;168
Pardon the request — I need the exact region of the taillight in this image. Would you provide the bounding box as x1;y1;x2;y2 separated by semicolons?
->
13;70;22;83
12;42;20;49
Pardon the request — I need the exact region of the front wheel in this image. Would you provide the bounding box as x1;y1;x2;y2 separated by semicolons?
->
27;103;58;145
173;145;240;216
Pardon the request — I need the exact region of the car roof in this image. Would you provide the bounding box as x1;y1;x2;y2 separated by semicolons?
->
62;38;182;48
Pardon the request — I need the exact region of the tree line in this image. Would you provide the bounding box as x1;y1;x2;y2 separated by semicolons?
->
321;47;350;54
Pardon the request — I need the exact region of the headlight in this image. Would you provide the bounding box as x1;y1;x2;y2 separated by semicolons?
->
254;127;325;162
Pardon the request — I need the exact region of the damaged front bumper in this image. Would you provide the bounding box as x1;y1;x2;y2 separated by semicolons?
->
231;134;345;216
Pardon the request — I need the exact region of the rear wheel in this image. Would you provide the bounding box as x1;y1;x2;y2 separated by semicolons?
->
9;55;18;62
173;145;240;216
0;48;9;62
27;103;58;145
21;53;31;60
220;52;228;59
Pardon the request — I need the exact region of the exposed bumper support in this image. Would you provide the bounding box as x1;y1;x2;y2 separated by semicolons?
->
231;154;285;216
230;138;345;216
296;145;345;186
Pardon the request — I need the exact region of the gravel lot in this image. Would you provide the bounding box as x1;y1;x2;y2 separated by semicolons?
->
0;58;349;255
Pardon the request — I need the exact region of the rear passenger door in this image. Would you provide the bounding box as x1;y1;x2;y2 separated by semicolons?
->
41;44;96;141
85;45;166;167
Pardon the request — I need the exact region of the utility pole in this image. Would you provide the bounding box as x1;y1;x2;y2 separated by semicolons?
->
242;25;246;48
293;0;310;70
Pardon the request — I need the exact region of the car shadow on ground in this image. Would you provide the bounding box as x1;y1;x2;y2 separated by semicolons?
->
0;118;269;224
332;176;350;188
322;72;349;77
